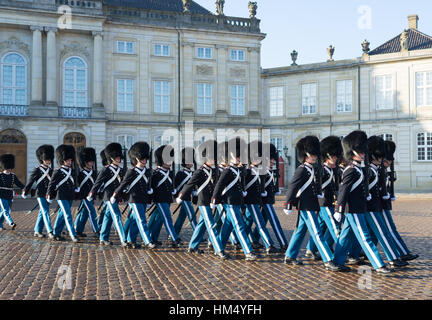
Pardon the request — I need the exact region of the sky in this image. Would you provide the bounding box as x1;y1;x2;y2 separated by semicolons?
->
195;0;432;68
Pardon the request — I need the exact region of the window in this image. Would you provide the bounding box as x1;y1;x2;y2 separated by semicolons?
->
269;86;284;117
417;132;432;161
117;79;134;112
154;135;173;148
375;75;393;110
336;80;353;112
197;83;212;115
63;57;87;107
1;52;27;105
116;41;135;54
154;81;170;113
230;49;245;61
270;137;283;155
230;85;245;115
302;83;317;115
416;71;432;107
154;44;170;57
117;135;134;150
197;47;212;59
378;133;393;141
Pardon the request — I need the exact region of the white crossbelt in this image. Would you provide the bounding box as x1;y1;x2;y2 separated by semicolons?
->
264;169;274;189
197;167;212;195
35;166;51;187
103;165;121;190
296;165;314;198
56;168;73;190
369;166;379;190
156;168;172;188
350;166;364;192
79;169;94;189
221;167;240;196
176;170;192;193
321;165;333;190
245;167;260;191
126;167;148;193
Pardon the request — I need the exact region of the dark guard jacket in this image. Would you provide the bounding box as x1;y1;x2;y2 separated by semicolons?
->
0;172;25;200
151;166;174;204
319;165;337;207
179;164;216;206
114;166;151;204
90;164;124;201
366;163;387;212
261;168;277;205
336;161;368;214
46;166;76;201
24;165;53;198
212;165;244;206
244;166;263;205
77;168;97;200
284;163;320;212
174;168;193;201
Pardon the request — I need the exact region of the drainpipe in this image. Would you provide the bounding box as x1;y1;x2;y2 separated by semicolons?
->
357;65;361;130
177;28;182;172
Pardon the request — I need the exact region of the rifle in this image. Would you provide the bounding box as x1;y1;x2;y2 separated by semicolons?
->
50;205;60;217
316;153;323;196
389;161;396;198
363;151;370;197
26;202;40;216
274;150;280;194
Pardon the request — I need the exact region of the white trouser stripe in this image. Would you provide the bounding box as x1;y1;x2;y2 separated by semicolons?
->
58;201;74;238
37;198;51;231
267;204;286;245
157;203;176;240
132;203;150;244
306;211;331;262
325;207;339;238
200;206;221;252
83;200;98;233
229;206;249;252
353;213;382;268
107;202;125;243
369;212;397;260
0;199;13;225
250;205;270;246
382;210;408;255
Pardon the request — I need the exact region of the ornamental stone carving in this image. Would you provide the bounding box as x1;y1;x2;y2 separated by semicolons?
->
216;0;225;15
0;37;31;57
362;39;370;54
400;29;408;51
60;42;90;60
248;2;257;19
327;45;335;62
230;67;246;78
182;0;191;12
0;118;23;131
196;65;213;75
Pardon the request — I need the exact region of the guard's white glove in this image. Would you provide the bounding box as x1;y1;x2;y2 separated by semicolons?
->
192;190;198;197
366;193;372;201
110;196;116;204
176;197;183;204
275;191;281;195
283;209;292;216
147;188;153;195
260;191;268;197
46;198;53;204
171;188;177;195
242;191;248;197
74;187;80;193
210;203;216;209
382;193;390;200
333;212;342;223
391;196;396;201
86;194;94;202
317;192;324;199
21;192;28;199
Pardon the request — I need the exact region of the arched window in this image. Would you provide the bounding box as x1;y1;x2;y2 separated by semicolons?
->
1;52;27;105
378;133;393;141
64;132;86;155
0;129;27;183
63;57;87;107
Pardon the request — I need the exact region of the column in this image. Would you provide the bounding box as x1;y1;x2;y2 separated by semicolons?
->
92;31;103;108
215;44;228;117
45;27;58;106
30;26;43;105
182;42;194;117
248;46;260;116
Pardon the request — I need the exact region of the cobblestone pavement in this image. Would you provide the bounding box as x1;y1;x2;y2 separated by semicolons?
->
0;197;431;300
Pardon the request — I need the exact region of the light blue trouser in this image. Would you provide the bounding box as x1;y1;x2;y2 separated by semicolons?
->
252;203;288;247
213;204;238;245
34;197;53;234
334;213;385;269
173;201;197;235
97;202;106;231
382;209;410;256
100;201;126;243
0;199;13;227
244;204;274;248
126;203;152;245
307;206;340;253
148;202;178;242
219;204;253;255
189;205;223;253
285;210;334;263
74;199;99;234
53;200;77;238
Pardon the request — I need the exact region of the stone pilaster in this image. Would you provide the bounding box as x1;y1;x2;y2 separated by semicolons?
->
45;27;57;107
248;46;260;117
182;42;194;118
30;26;43;105
92;31;105;118
216;44;228;119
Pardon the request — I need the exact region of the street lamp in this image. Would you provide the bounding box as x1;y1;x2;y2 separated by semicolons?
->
283;145;291;166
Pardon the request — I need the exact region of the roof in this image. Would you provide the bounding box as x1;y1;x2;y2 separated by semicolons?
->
103;0;212;15
369;28;432;55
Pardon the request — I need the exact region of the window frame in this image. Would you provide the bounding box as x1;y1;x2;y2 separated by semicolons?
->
230;84;246;116
417;132;432;162
116;79;134;113
0;52;27;105
415;71;432;107
196;82;213;115
116;40;136;54
230;49;245;62
375;74;394;110
153;80;170;114
301;82;317;115
62;56;88;108
196;47;213;59
116;134;135;150
269;86;284;117
336;79;353;113
153;43;170;57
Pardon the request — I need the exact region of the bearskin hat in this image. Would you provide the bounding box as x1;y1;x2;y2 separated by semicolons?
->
155;144;174;166
197;140;218;164
100;149;108;166
181;147;196;167
384;140;396;161
367;136;386;162
128;142;150;166
227;137;247;163
248;140;263;164
296;136;320;163
104;143;123;163
0;154;15;170
55;144;76;166
79;147;96;169
320;136;342;161
342;130;368;161
36;145;54;164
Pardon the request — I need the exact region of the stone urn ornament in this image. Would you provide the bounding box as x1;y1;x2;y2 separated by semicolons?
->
291;50;298;66
400;29;408;51
362;39;370;54
248;1;257;19
216;0;225;16
182;0;191;12
327;45;335;62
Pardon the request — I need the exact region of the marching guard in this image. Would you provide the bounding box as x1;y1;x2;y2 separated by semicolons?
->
23;145;55;239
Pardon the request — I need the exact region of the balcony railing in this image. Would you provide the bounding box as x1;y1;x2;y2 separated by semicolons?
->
59;106;91;119
0;104;28;117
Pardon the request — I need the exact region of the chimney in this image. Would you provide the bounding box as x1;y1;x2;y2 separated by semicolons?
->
408;14;419;30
